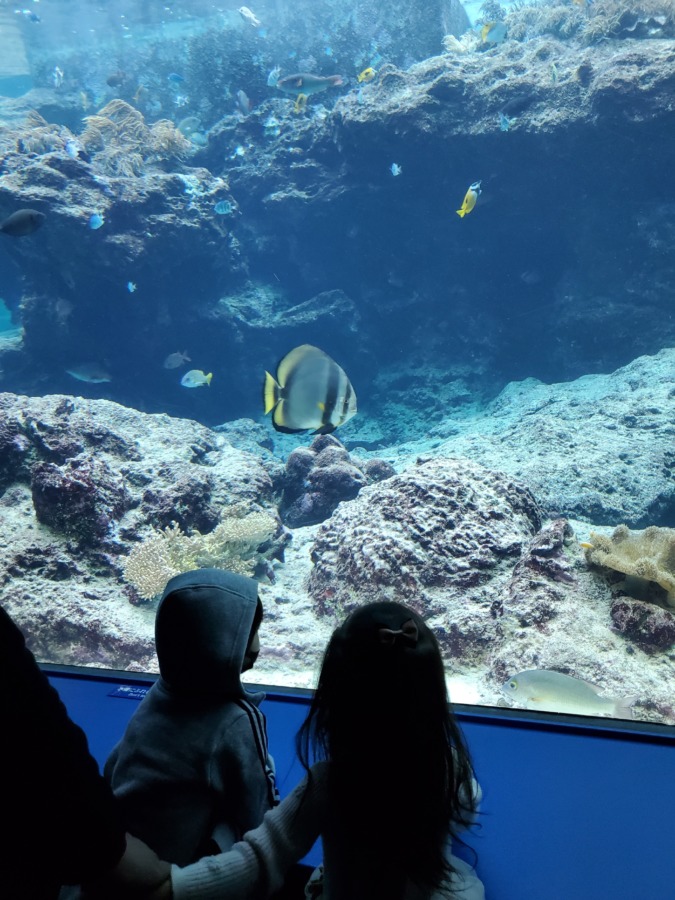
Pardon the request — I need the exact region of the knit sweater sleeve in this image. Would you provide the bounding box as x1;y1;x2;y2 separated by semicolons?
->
171;764;325;900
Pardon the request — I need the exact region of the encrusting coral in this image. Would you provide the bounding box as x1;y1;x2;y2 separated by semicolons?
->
585;524;675;606
504;0;674;45
123;506;278;600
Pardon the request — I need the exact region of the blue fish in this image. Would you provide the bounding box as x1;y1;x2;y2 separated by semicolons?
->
167;72;184;84
499;112;514;132
89;213;104;230
214;200;234;215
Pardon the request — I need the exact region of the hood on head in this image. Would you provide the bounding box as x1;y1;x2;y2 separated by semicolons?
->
155;568;262;696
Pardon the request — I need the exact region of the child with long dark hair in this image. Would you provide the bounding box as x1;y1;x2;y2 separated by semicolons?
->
144;601;484;899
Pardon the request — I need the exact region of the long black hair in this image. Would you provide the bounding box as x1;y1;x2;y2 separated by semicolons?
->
296;602;477;898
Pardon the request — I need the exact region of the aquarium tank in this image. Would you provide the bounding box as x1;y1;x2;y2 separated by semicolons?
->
0;0;674;729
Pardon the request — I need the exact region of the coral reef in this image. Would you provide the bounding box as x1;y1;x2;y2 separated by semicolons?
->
279;434;394;528
31;457;131;546
610;597;675;653
81;100;192;176
308;456;542;620
123;506;280;600
585;524;675;606
380;348;675;529
298;454;674;722
0;393;276;668
505;0;674;45
0;388;672;722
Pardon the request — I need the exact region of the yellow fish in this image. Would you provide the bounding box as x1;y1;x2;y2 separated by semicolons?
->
481;21;507;44
357;67;376;83
294;93;308;114
181;369;212;388
456;181;482;218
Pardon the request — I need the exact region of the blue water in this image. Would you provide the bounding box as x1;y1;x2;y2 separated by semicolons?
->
0;0;671;434
0;298;13;332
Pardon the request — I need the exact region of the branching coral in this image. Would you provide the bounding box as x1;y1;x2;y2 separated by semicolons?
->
80;101;190;177
585;525;675;606
16;111;64;155
147;119;192;159
123;506;278;600
98;100;149;139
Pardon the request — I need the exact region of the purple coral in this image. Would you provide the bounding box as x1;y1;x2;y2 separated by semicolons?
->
31;457;131;546
140;470;218;533
280;435;392;528
0;421;31;488
610;598;675;653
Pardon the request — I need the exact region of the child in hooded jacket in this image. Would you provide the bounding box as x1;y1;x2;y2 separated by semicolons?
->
105;569;279;867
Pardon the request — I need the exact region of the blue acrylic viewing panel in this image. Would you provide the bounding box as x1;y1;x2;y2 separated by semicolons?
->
49;671;674;899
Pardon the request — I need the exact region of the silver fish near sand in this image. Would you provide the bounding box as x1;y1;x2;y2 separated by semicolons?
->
264;344;357;434
276;73;344;97
502;669;635;719
66;363;112;384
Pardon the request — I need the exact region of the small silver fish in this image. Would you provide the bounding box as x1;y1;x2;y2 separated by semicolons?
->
236;89;251;116
502;669;635;719
164;351;191;369
0;209;46;237
238;5;261;27
66;363;112;384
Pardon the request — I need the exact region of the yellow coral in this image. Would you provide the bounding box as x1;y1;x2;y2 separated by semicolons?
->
123;507;277;600
585;525;675;606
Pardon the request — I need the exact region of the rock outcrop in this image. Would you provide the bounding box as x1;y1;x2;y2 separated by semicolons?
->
0;393;277;669
303;459;674;723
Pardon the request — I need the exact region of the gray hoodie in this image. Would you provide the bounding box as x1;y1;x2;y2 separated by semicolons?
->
105;569;279;866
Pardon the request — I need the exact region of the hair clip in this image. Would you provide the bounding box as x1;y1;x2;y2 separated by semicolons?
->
377;619;419;648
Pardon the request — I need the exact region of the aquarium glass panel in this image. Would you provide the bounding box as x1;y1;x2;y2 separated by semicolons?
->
1;0;674;728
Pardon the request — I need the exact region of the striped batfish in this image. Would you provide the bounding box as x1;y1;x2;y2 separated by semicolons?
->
263;344;357;434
